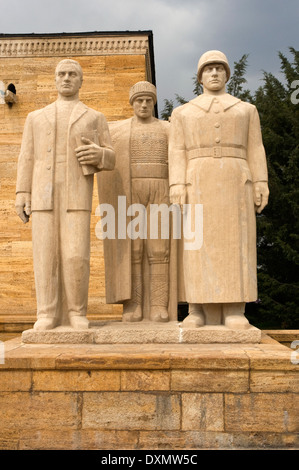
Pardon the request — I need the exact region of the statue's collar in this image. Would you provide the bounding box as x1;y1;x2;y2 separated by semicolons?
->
189;93;241;112
43;100;88;126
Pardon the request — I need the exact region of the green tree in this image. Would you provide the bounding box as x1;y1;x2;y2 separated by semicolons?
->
226;53;252;101
160;98;174;121
248;48;299;328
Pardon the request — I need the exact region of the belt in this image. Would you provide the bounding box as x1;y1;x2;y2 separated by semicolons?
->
187;147;247;159
131;163;168;179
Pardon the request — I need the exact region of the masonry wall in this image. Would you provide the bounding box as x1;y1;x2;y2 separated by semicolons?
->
0;37;150;329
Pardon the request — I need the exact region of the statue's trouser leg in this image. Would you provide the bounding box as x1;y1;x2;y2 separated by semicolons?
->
61;209;90;329
148;261;169;322
32;161;91;329
32;210;59;329
202;304;222;325
131;260;143;306
122;239;143;322
146;180;170;322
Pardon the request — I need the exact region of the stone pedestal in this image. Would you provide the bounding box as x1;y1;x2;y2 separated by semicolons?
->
21;321;262;345
0;333;298;450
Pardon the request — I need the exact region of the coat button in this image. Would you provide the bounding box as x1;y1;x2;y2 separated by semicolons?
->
215;122;220;128
47;165;51;170
215;137;221;143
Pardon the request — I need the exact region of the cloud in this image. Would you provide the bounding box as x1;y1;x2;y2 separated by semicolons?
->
0;0;298;111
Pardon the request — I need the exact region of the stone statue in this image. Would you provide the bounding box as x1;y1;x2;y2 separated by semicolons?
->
15;59;115;331
169;50;269;329
98;81;177;323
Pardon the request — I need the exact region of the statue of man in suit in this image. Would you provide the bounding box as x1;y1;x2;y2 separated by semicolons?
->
15;59;115;331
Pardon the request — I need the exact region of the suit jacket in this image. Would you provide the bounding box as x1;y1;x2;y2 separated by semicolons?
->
16;100;115;211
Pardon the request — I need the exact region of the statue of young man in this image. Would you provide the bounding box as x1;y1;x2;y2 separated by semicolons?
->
169;50;269;329
16;59;115;330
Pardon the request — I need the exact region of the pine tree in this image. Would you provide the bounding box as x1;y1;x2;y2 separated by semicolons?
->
226;54;252;101
249;48;299;328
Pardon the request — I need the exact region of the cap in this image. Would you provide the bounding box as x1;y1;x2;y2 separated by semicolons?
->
129;81;157;105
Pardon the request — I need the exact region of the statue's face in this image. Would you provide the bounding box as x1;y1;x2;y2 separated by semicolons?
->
55;63;83;97
133;95;154;119
201;63;227;92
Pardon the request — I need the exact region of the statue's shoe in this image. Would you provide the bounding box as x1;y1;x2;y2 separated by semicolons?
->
122;301;142;322
33;317;57;331
224;314;250;330
149;306;169;322
182;311;205;328
70;316;90;330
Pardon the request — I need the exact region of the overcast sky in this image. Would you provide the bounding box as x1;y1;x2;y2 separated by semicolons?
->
1;0;298;114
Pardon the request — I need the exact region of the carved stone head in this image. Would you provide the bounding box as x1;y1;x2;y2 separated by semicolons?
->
197;50;230;84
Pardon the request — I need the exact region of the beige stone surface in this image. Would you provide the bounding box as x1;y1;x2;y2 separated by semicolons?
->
136;430;299;450
172;369;249;393
0;370;31;391
27;430;140;451
21;321;262;344
181;393;224;431
32;370;121;392
250;370;299;393
121;370;170;391
263;330;299;348
0;391;80;430
82;392;181;430
225;393;299;433
0;336;298;449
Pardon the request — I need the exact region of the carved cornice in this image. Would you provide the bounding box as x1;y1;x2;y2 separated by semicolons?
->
0;35;149;58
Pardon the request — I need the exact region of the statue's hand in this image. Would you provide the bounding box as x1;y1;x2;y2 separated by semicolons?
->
15;192;31;223
75;137;103;167
253;181;269;213
170;184;187;207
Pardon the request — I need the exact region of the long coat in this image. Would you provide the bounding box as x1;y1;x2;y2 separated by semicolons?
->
169;93;268;304
97;117;178;320
16;100;115;211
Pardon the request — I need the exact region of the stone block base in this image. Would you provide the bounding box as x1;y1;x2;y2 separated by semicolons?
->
21;321;262;344
0;335;298;450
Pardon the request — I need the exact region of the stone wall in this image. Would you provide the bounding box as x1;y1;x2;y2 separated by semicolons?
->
0;334;298;449
0;32;154;329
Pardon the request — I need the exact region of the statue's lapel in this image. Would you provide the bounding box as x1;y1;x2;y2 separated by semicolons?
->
69;101;88;127
43;102;56;127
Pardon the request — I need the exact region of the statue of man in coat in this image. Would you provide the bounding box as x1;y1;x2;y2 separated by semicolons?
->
169;50;269;329
98;81;177;323
15;59;115;331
